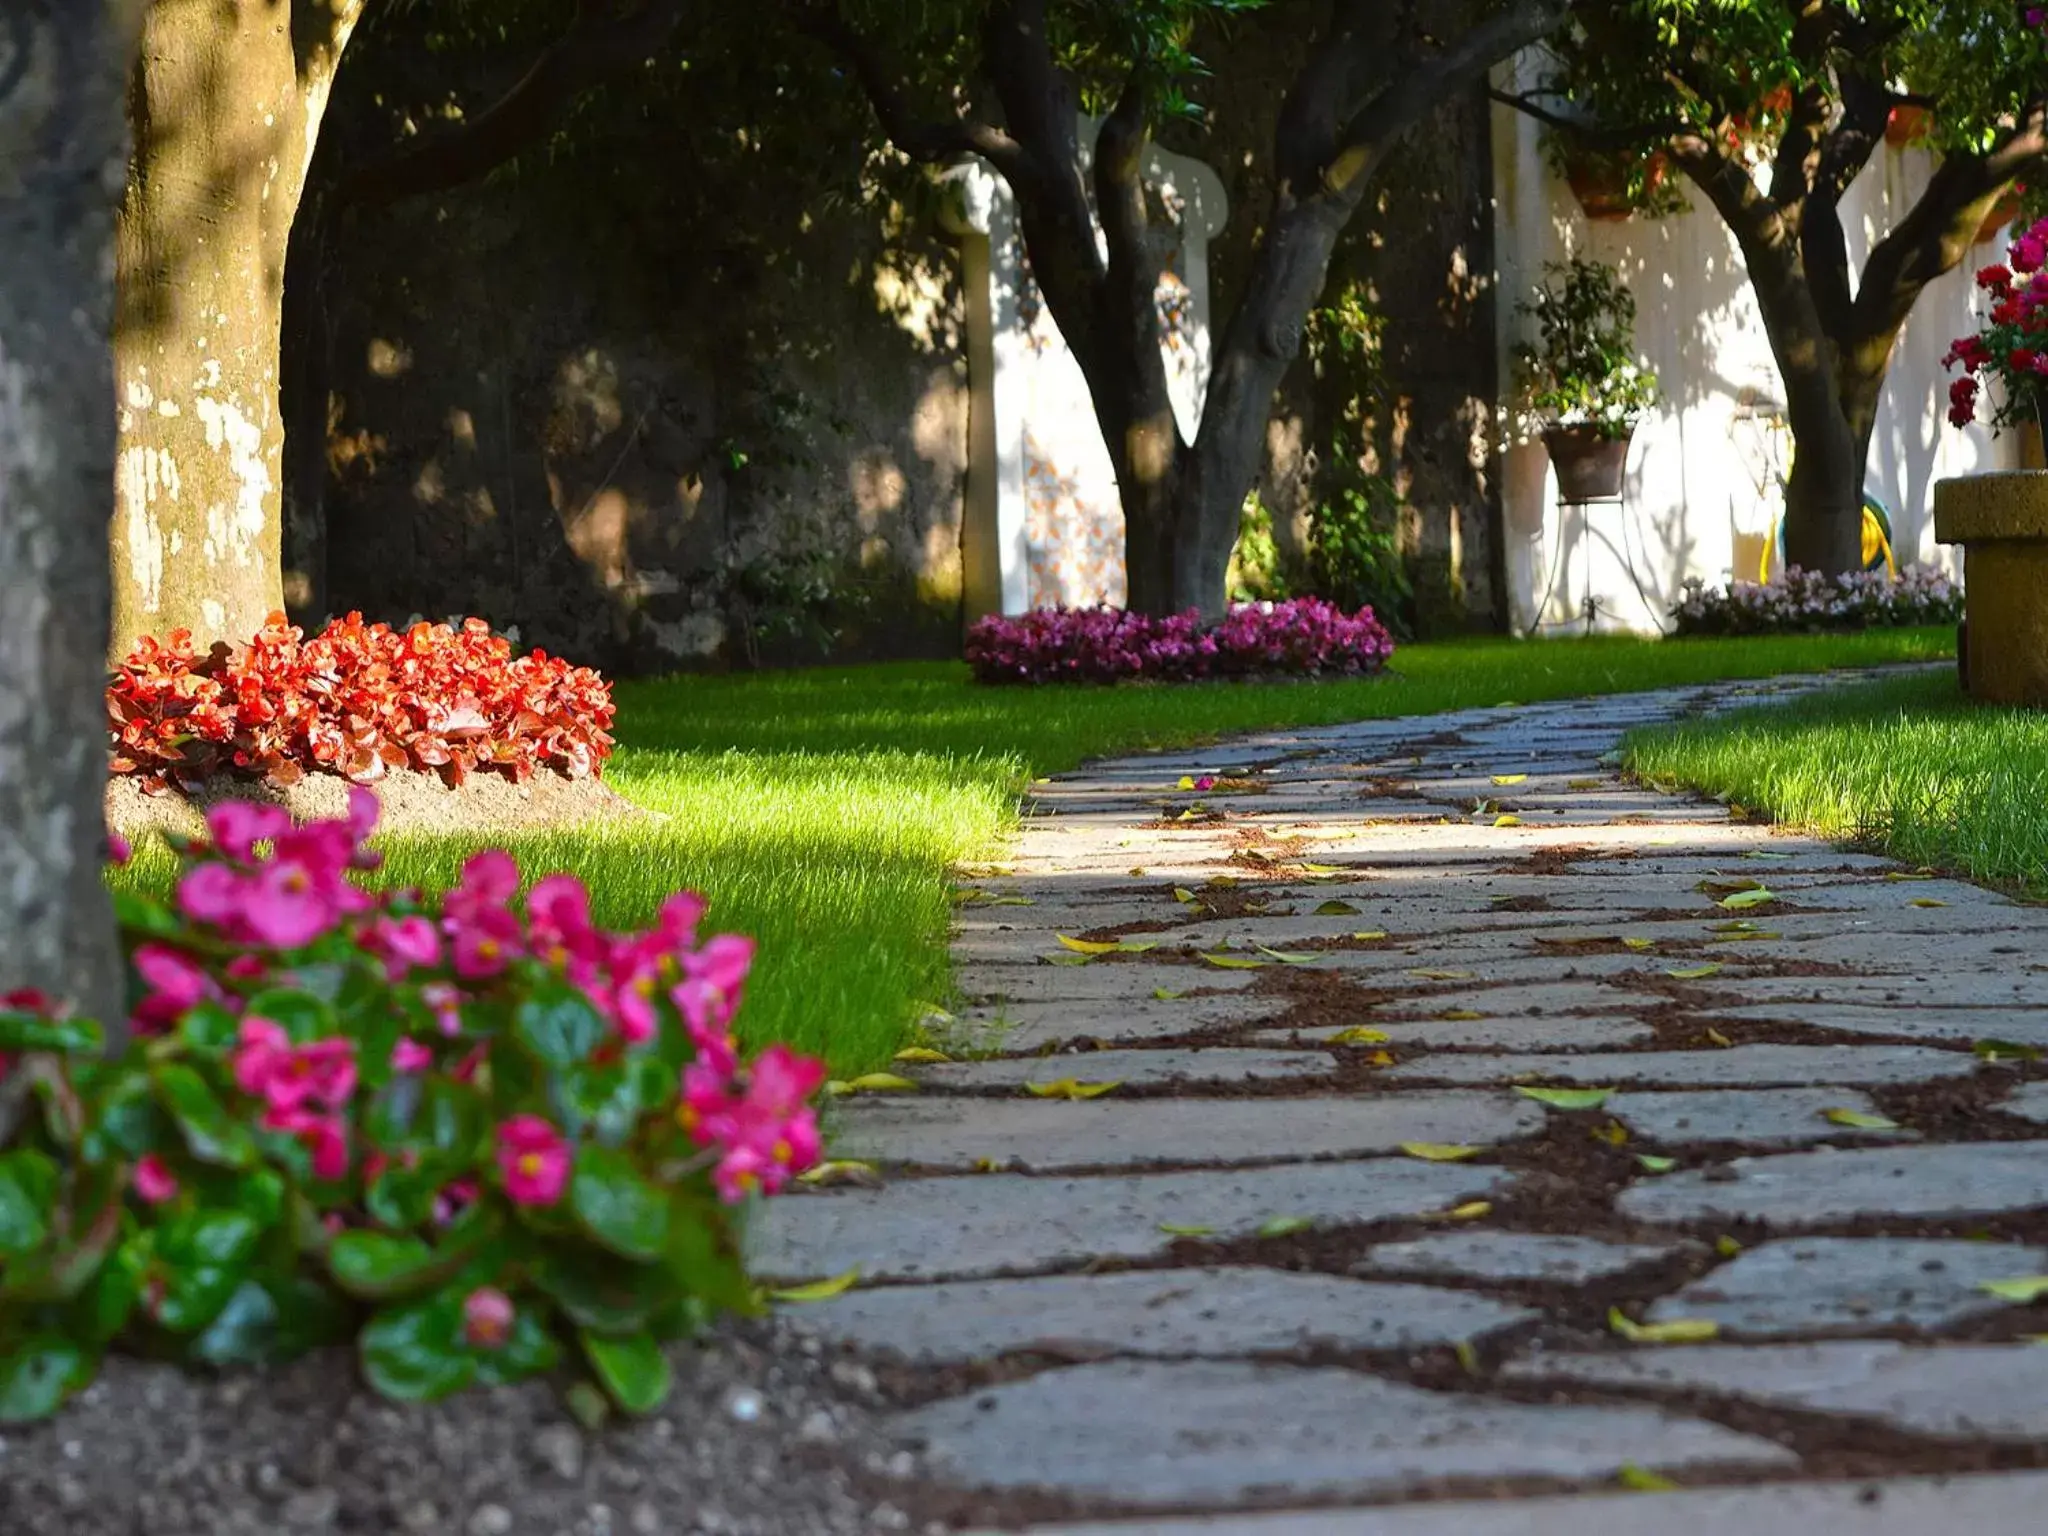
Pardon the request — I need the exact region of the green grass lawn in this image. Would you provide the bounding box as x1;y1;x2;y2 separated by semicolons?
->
1624;664;2048;894
115;629;1954;1074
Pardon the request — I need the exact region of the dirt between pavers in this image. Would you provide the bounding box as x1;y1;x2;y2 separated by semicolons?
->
0;1319;929;1536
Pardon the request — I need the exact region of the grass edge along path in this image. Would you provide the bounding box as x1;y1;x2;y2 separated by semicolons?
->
113;630;1953;1076
1622;663;2048;895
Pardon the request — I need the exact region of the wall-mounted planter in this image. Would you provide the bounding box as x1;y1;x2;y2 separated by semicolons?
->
1543;425;1632;503
1885;104;1933;147
1934;469;2048;705
1562;150;1668;223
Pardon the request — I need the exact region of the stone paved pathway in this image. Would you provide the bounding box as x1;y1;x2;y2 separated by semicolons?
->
754;673;2048;1532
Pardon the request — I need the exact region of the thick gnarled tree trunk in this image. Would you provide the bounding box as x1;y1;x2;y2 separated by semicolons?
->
0;1;144;1026
109;0;365;658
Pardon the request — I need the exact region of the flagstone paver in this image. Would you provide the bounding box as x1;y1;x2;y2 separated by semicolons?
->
794;1267;1537;1362
1354;1231;1687;1284
1603;1087;1918;1145
827;1091;1544;1171
895;1360;1796;1505
1643;1238;2048;1336
1503;1342;2048;1439
1383;1044;1979;1088
775;670;2048;1527
913;1047;1335;1091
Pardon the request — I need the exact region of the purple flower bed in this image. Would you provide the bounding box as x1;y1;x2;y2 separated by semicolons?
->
966;598;1396;684
1672;566;1962;637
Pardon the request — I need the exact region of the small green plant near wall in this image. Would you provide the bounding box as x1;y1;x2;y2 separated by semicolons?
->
1513;258;1659;439
1307;478;1413;635
1228;491;1292;603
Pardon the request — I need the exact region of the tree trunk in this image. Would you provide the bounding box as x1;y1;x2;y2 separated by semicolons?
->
1779;399;1867;575
1178;192;1355;618
0;1;145;1028
109;0;364;659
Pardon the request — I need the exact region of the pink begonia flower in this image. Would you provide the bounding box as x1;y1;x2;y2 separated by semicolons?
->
107;832;132;866
206;800;292;863
232;1016;293;1098
607;955;664;1045
451;905;523;979
494;1115;571;1206
445;849;520;927
653;891;707;952
712;1142;773;1203
177;861;247;928
132;1154;179;1204
233;1018;356;1111
366;914;441;979
462;1286;516;1349
683;1044;826;1202
390;1036;433;1073
130;943;220;1035
244;850;346;949
528;873;593;947
265;1106;350;1180
225;954;267;981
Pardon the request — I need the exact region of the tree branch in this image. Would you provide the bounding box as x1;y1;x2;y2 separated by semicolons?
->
1329;0;1571;194
793;1;1032;181
1092;62;1151;277
1851;100;2048;360
1488;87;1686;149
1801;70;1892;341
333;0;689;209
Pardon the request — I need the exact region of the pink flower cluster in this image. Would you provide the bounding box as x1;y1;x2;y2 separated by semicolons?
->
137;785;824;1208
1672;566;1962;637
1943;217;2048;429
966;598;1395;685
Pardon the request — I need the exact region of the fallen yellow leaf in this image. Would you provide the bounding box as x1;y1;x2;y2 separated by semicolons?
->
1057;934;1121;955
840;1073;919;1094
1491;774;1528;786
1635;1153;1678;1173
1623;937;1656;951
1328;1026;1391;1045
768;1268;861;1304
1591;1119;1629;1146
1253;943;1324;965
1666;963;1723;980
1400;1141;1482;1162
1257;1215;1313;1237
1715;1235;1743;1257
1157;1222;1214;1237
1910;897;1949;908
1617;1465;1680;1493
1493;814;1524;828
1025;1079;1120;1100
796;1160;879;1187
1152;987;1185;1001
893;1047;953;1064
1410;968;1477;981
1515;1086;1612;1110
1442;1200;1493;1221
1719;887;1777;910
1200;952;1266;970
1979;1276;2048;1303
1313;899;1360;916
1704;1027;1733;1047
1567;778;1603;790
1437;1008;1487;1021
1350;929;1390;942
1609;1308;1720;1344
1821;1107;1900;1130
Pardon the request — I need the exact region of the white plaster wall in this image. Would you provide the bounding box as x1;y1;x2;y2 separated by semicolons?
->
1492;73;2017;635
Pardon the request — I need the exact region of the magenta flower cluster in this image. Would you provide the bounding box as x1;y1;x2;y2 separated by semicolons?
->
0;790;826;1421
966;598;1396;685
1671;566;1962;637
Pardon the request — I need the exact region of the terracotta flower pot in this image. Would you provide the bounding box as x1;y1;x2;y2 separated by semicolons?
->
1562;150;1666;223
1885;104;1932;147
1543;425;1633;503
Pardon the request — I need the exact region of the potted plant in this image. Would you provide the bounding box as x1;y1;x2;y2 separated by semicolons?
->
1546;138;1680;223
1514;258;1660;502
1934;215;2048;704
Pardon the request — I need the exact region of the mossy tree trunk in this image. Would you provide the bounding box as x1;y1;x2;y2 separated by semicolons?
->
108;0;366;658
0;0;145;1030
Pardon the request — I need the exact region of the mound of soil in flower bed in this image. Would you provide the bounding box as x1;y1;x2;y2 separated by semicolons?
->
0;1319;926;1536
107;766;652;845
